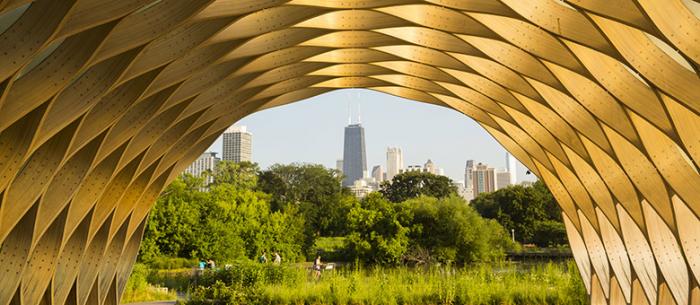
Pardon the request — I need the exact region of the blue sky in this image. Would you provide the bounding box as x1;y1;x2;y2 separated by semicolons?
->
207;89;537;183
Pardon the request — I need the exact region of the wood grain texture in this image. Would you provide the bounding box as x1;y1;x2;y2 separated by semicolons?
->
0;1;698;304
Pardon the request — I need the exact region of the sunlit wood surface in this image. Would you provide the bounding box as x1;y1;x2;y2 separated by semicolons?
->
0;1;698;304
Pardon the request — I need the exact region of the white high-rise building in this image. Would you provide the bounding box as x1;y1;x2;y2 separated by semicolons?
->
336;159;344;173
183;152;220;185
386;147;404;181
349;179;374;199
223;125;252;162
371;165;384;183
454;180;473;202
465;160;475;189
506;153;517;185
495;169;512;190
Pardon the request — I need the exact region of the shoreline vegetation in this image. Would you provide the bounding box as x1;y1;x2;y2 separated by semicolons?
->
124;162;579;305
123;260;586;305
121;263;178;304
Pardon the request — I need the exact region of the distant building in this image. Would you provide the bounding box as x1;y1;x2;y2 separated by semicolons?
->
336;159;344;173
349;179;374;199
454;180;472;202
401;165;423;173
463;187;474;202
495;170;512;190
386;147;404;181
506;153;517;185
223;126;252;162
454;181;465;191
472;162;495;196
520;180;535;187
371;165;384;183
424;159;437;175
465;160;475;192
437;168;445;176
183;152;220;185
342;122;367;186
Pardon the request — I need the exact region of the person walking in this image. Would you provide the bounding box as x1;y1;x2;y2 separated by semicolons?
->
312;255;322;279
273;251;281;265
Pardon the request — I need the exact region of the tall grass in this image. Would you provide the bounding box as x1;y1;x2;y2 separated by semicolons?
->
188;261;587;305
121;263;178;304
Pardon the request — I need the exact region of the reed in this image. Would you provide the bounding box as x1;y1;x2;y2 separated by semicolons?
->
186;261;587;305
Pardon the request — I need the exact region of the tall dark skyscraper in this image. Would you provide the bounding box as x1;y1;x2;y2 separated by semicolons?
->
342;123;367;186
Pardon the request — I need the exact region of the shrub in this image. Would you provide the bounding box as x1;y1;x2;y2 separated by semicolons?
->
188;281;251;305
194;261;303;289
146;256;198;269
121;263;177;303
344;193;410;265
183;261;587;305
400;196;515;264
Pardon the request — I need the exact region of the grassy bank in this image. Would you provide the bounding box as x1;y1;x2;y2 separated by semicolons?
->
121;263;178;303
188;261;587;305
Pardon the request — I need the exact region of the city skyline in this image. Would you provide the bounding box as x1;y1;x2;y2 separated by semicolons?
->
207;89;537;183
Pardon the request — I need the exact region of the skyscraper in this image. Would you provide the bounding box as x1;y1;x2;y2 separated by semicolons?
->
386;147;404;181
371;165;384;183
495;170;512;190
463;160;475;201
223;125;252;162
465;160;475;189
342;123;367;186
336;159;344;173
506;153;517;185
184;152;220;185
472;162;495;196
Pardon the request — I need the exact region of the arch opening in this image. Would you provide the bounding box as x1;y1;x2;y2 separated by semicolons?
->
0;1;698;305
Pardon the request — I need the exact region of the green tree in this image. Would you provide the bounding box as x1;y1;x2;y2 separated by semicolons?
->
202;182;306;262
258;163;355;257
379;171;457;203
212;161;259;189
140;163;308;263
344;193;409;265
471;180;566;246
140;174;207;261
400;196;513;264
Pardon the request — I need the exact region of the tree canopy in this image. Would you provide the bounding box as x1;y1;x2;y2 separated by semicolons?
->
140;162;306;262
344;194;515;265
470;181;566;247
379;171;457;203
258;163;355;252
140;162;522;266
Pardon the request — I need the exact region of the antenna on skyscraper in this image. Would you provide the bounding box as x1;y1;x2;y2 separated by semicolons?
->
355;89;362;124
358;103;362;124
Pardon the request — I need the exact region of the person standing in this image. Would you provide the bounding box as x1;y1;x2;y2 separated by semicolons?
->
273;252;281;265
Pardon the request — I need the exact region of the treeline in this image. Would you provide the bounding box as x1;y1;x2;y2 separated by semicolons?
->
139;162;566;266
471;182;567;247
